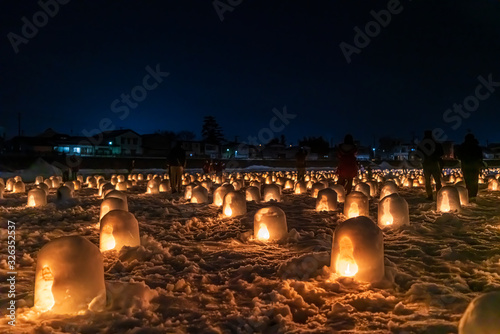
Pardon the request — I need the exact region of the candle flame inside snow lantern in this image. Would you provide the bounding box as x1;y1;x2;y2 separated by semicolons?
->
34;236;105;314
331;216;384;282
27;188;47;207
100;210;140;251
147;179;160;195
294;181;307;194
223;191;247;217
377;193;409;227
253;206;287;241
488;179;499;191
344;191;369;218
315;188;338;212
437;186;461;212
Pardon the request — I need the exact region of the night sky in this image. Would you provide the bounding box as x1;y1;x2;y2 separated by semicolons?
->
2;0;500;146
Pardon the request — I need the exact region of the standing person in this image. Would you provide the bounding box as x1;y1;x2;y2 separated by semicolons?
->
202;160;210;174
417;130;444;200
336;134;358;194
167;142;186;193
456;133;483;199
295;147;307;181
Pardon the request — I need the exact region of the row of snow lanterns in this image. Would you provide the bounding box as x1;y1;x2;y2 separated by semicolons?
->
35;189;140;314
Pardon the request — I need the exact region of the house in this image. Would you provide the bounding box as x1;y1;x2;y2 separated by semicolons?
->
180;141;220;158
100;129;143;156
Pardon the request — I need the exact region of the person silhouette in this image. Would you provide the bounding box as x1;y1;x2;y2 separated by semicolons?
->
456;133;483;199
417;130;444;200
336;134;358;194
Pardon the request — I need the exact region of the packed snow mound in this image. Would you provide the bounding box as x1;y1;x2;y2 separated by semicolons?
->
459;291;500;334
0;158;62;182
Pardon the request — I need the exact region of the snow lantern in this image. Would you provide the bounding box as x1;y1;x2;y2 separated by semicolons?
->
100;197;128;220
366;181;379;197
380;182;398;200
294;181;307;194
377;193;409;227
6;178;15;191
35;176;44;185
100;210;140;252
184;183;195;200
488;179;499;191
316;188;338;212
27;188;47;207
147;179;160;195
191;185;209;204
284;179;294;189
34;236;105;314
311;182;326;198
263;184;281;202
87;177;98;189
73;180;81;191
437;186;461;212
57;186;73;201
137;173;144;181
159;180;171;193
459;291;500;334
455;185;469;206
330;184;346;203
14;175;22;182
13;181;25;193
253;206;288;241
222;191;247;217
354;182;371;198
213;184;235;206
104;190;128;205
115;182;127;191
0;183;4;199
38;183;50;195
250;181;262;191
344;191;369;218
201;180;212;192
117;175;125;183
245;186;261;202
330;216;384;282
98;182;113;198
43;179;53;189
64;181;75;192
232;180;243;191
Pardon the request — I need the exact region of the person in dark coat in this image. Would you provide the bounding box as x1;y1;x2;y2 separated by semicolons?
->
295;148;307;181
202;160;210;174
456;133;483;198
336;134;358;194
417;130;444;200
167;142;186;193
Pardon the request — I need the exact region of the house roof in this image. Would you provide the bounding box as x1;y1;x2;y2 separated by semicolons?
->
101;129;141;138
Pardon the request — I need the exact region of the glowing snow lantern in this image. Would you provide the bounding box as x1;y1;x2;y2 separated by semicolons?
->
263;184;281;202
184;183;195;200
88;177;98;189
201;180;212;192
354;182;371;198
377;193;409;227
104;190;128;204
331;216;384;282
191;185;209;204
0;183;4;199
380;182;398;200
316;188;338;212
14;176;22;182
13;181;25;193
137;173;144;181
73;180;81;190
437;186;461;212
34;236;105;314
115;181;127;191
35;175;44;185
245;186;261;202
294;181;307;194
43;179;53;189
488;179;499;191
27;188;47;207
330;184;346;203
158;180;170;193
344;191;369;218
311;182;326;198
253;206;288;241
284;179;294;189
250;181;261;191
455;185;469;206
232;180;243;191
222;191;246;217
98;182;113;198
459;291;500;334
147;179;160;194
100;197;128;220
38;183;50;195
57;186;73;201
6;178;15;191
100;210;140;251
213;184;235;206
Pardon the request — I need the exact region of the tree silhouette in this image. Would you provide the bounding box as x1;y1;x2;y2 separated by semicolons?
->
201;116;224;144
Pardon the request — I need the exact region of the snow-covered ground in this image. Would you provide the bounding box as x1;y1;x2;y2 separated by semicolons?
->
1;173;500;333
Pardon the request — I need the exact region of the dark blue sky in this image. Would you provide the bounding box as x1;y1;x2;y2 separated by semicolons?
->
2;0;500;146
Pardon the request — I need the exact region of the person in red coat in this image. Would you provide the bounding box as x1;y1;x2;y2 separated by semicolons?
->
336;134;358;194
